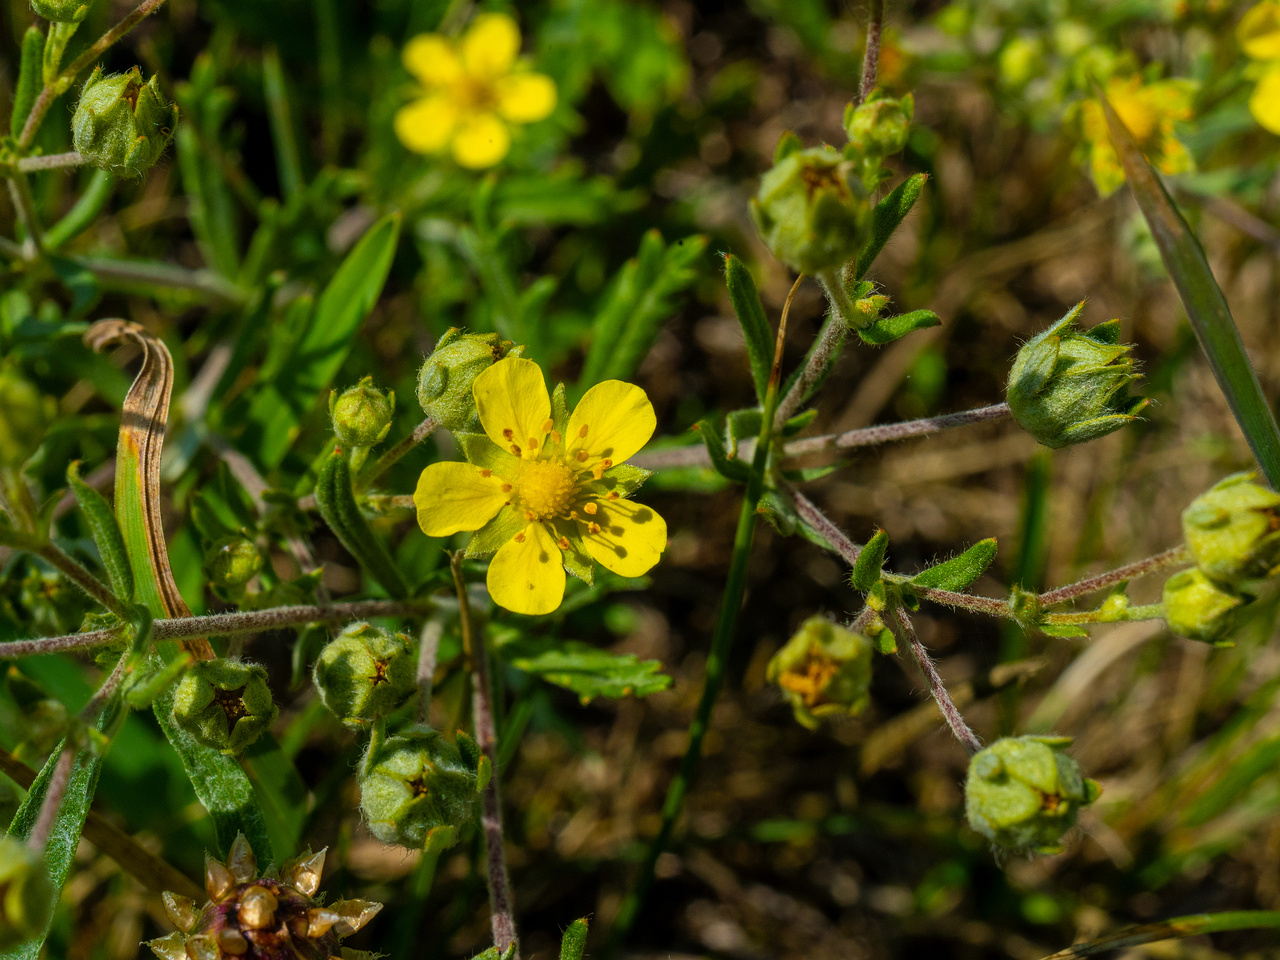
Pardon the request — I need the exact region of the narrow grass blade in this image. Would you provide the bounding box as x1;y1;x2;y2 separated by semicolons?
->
1037;910;1280;959
1098;85;1280;487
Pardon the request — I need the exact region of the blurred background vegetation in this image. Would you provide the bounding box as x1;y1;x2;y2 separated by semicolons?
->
7;0;1280;957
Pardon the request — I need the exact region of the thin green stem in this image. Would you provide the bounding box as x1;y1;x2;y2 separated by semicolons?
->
35;541;131;620
359;417;437;493
609;275;803;950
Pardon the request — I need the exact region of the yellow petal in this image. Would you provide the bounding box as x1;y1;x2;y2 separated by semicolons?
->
1252;66;1280;135
581;498;666;578
451;113;511;168
1240;1;1280;61
566;380;656;469
414;461;508;537
395;95;458;154
488;522;565;615
460;12;521;78
496;72;557;123
473;357;551;458
403;34;463;85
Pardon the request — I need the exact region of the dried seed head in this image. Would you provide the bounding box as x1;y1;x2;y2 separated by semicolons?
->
281;849;326;898
226;834;257;884
204;854;234;902
162;892;199;933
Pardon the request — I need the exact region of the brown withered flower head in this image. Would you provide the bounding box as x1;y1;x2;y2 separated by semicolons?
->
147;834;380;960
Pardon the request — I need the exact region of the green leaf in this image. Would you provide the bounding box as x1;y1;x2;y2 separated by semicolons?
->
501;638;671;703
2;741;103;959
176;125;240;279
911;538;998;591
314;451;410;599
262;46;303;202
856;174;927;279
579;230;706;390
242;733;309;861
44;171;114;251
696;416;750;483
154;684;273;862
780;462;847;482
10;27;42;139
1099;86;1280;488
67;461;132;601
724;254;773;402
246;213;401;467
851;529;889;591
856;309;941;346
560;919;590;960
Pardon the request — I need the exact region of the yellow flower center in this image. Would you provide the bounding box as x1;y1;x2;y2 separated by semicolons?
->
451;75;499;113
516;458;579;521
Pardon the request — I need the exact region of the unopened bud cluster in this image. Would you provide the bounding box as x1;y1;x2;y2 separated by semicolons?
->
751;94;913;274
1163;473;1280;644
171;659;277;755
147;833;380;960
313;622;417;728
72;66;177;177
766;616;873;729
1006;303;1148;449
964;735;1100;855
417;328;517;432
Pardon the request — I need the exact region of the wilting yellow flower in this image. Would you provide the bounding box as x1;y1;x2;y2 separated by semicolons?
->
394;13;557;169
1079;75;1195;195
1239;1;1280;134
414;358;667;615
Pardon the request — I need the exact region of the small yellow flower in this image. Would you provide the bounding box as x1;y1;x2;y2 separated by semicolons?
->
394;13;557;169
1238;1;1280;134
414;358;667;615
1080;75;1195;195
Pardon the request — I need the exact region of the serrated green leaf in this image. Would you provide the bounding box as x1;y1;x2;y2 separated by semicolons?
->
724;254;773;402
67;461;132;602
911;538;997;591
856;174;927;279
851;529;889;591
856;309;941;346
246;212;401;467
501;638;671;702
1099;86;1280;488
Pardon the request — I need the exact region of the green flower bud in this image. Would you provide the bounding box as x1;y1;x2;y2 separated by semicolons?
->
0;837;54;949
765;616;873;729
360;725;478;848
204;536;263;591
171;660;278;756
71;67;177;178
31;0;92;21
1182;473;1280;584
749;143;870;274
416;329;514;432
843;93;914;157
329;377;395;448
1006;303;1147;449
0;368;53;467
313;622;417;728
965;735;1100;855
1162;568;1245;644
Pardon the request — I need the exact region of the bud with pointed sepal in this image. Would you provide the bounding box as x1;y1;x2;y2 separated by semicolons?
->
359;724;480;848
766;616;873;729
1182;473;1280;585
1162;567;1246;644
416;328;517;432
330;377;395;449
147;833;381;960
313;621;418;728
1006;303;1147;449
204;536;264;594
0;837;54;949
844;93;914;159
171;660;278;756
31;0;94;21
965;735;1100;855
71;66;177;177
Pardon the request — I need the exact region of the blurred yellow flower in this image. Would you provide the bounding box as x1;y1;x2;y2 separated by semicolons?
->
414;358;666;615
394;13;557;169
1238;1;1280;134
1080;75;1195;195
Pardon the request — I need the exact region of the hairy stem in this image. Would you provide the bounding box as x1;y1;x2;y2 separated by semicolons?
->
0;598;434;658
74;255;247;302
415;616;443;725
360;417;437;492
35;541;131;620
858;0;885;106
454;554;518;956
774;272;848;428
27;745;74;850
17;151;88;172
784;403;1012;455
1038;546;1189;607
893;605;982;755
19;0;171;149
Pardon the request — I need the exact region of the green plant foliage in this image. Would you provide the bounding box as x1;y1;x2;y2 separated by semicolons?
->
501;638;672;703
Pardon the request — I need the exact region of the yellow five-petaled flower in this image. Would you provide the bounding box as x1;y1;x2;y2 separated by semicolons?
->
1239;1;1280;135
395;13;557;169
1079;75;1195;196
414;358;667;615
